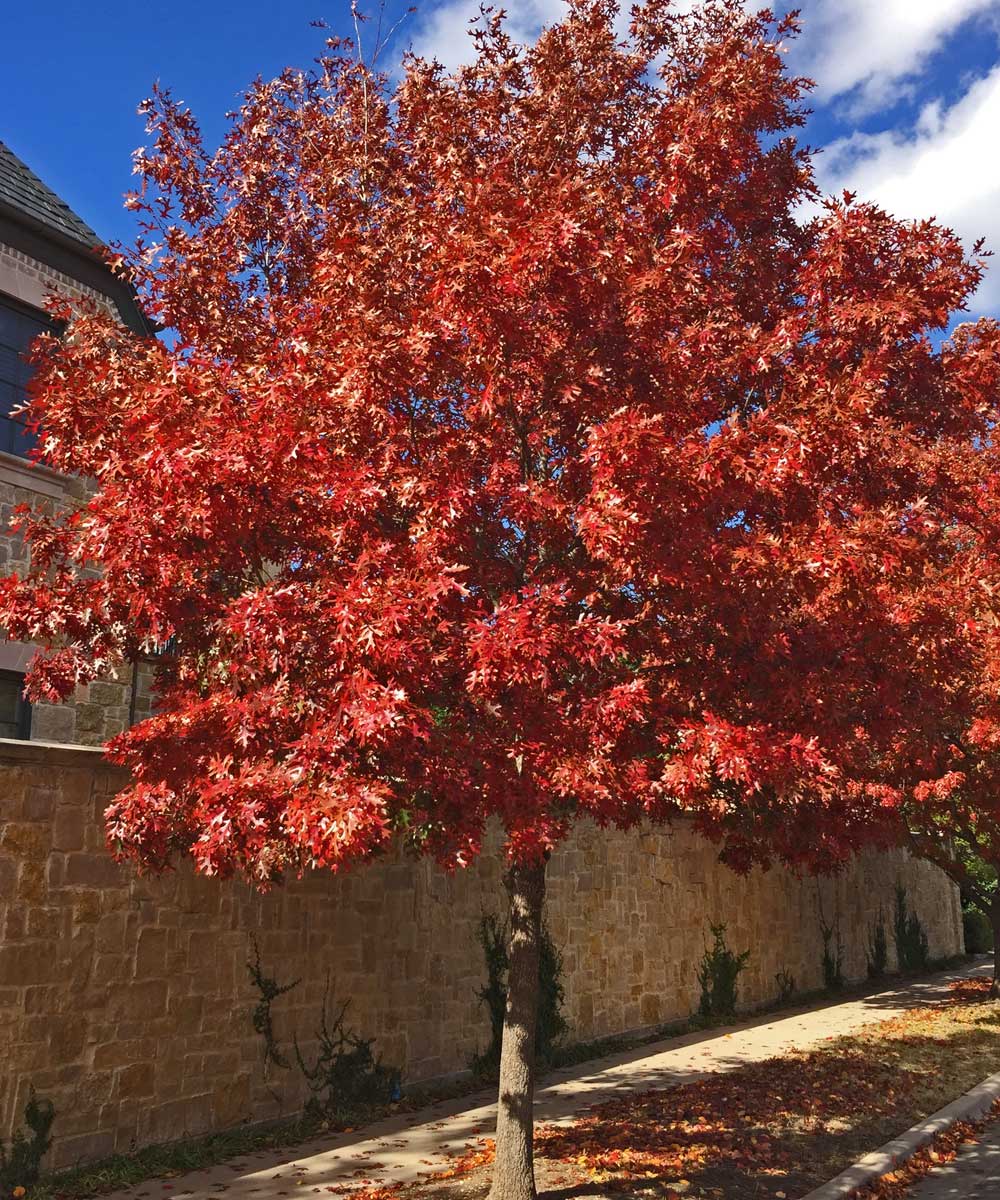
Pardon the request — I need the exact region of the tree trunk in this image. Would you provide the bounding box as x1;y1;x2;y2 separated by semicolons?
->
991;897;1000;1000
487;856;546;1200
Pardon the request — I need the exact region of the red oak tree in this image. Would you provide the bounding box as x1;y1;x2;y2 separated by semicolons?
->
2;3;999;1197
894;507;1000;991
905;771;1000;990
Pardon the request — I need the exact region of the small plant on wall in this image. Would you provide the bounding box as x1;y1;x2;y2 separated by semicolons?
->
474;913;510;1077
696;923;750;1023
536;919;569;1062
774;969;796;1005
247;940;399;1117
820;917;845;991
247;935;300;1073
816;886;845;991
472;911;567;1078
294;979;400;1119
867;907;889;980
0;1089;55;1198
894;883;930;972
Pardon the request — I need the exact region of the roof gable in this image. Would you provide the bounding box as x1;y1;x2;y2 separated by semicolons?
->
0;140;151;333
0;141;101;248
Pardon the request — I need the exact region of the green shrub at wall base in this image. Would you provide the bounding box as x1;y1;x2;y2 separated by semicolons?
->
472;911;568;1077
867;907;889;979
696;923;750;1021
894;883;930;972
0;1090;55;1195
963;907;994;954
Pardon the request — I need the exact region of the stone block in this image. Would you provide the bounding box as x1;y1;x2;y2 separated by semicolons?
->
3;905;25;940
26;905;66;940
95;912;126;954
87;682;125;707
16;861;46;903
0;857;17;899
116;1063;155;1100
0;942;55;985
52;806;87;852
29;703;76;745
117;979;168;1020
93;1038;154;1070
23;788;56;820
135;927;168;977
1;823;49;861
65;852;122;889
72;704;105;737
71;890;103;923
145;1093;214;1142
47;1014;86;1061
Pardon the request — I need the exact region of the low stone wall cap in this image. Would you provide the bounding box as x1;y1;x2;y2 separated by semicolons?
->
0;736;120;769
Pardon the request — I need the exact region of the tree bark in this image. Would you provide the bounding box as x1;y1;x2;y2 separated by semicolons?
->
991;896;1000;999
487;856;546;1200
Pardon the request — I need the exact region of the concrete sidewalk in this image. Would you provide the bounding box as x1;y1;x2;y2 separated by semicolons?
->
908;1118;1000;1199
109;961;991;1200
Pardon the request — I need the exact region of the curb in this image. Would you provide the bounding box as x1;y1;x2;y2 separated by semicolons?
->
799;1071;1000;1199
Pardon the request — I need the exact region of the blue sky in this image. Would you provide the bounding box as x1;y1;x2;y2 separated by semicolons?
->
4;0;1000;315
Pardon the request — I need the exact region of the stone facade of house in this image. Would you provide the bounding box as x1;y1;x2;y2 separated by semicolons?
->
0;143;152;747
0;740;965;1170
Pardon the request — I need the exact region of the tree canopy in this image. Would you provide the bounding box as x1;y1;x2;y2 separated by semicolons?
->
2;0;998;889
5;3;1000;1194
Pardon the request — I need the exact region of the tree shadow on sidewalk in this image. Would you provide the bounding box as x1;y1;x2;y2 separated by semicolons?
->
529;978;1000;1200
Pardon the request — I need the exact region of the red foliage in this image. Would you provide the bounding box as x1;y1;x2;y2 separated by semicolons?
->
1;0;998;883
947;977;995;1005
538;1048;924;1179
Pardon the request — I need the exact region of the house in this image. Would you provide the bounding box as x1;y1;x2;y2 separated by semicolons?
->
0;139;151;744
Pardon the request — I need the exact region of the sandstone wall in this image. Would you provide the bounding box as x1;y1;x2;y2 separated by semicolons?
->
0;740;964;1169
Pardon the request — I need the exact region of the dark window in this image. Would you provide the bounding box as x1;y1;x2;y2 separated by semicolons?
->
0;669;31;739
0;298;49;459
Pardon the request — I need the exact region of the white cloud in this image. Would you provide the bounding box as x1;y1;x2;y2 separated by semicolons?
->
406;0;654;71
816;64;1000;312
407;0;567;71
407;0;1000;99
791;0;1000;113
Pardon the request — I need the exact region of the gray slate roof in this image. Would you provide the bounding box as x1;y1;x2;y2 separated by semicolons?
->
0;140;101;248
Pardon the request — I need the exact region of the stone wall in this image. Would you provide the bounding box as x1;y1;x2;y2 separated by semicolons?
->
0;740;964;1170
